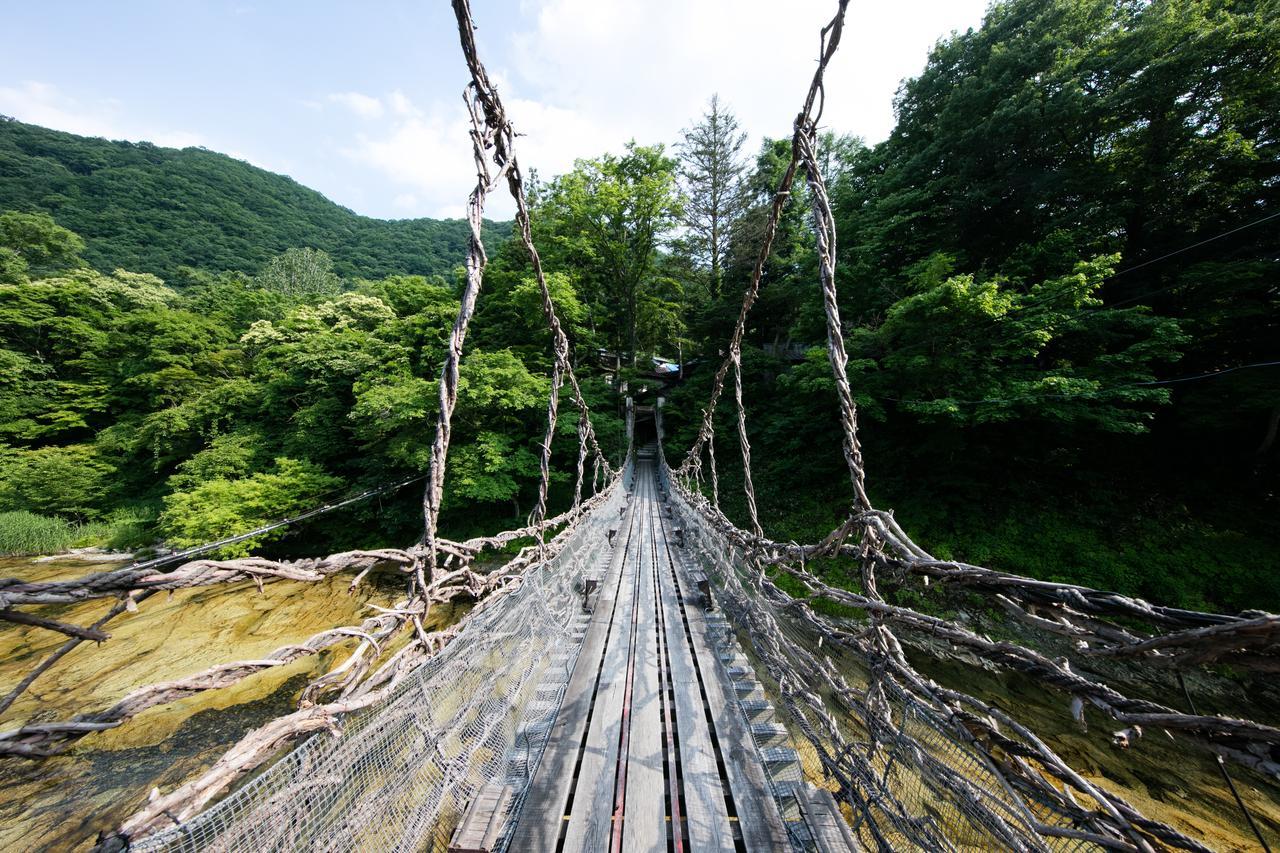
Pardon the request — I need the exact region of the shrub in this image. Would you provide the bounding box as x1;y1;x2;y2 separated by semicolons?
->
0;510;77;555
0;444;113;520
159;457;342;558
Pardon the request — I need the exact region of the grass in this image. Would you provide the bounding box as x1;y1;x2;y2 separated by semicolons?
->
0;510;153;556
715;462;1280;615
885;493;1280;615
0;511;81;556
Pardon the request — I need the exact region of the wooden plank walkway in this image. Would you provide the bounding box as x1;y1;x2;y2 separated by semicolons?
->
505;455;807;853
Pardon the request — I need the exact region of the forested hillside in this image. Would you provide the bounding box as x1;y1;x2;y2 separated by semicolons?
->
653;0;1278;613
0;0;1275;614
0;117;498;279
0;207;625;558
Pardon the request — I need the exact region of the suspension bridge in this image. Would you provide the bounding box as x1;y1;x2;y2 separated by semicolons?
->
1;0;1278;850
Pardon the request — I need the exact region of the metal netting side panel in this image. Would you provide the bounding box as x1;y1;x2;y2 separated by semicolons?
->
663;476;1072;851
133;481;622;853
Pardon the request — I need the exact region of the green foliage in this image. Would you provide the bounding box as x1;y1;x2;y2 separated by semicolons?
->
0;2;1274;617
0;247;28;284
0;117;505;280
167;431;266;491
884;487;1280;614
0;444;113;520
159;457;343;558
447;431;541;506
677;94;748;298
847;255;1187;432
832;0;1278;438
0;511;79;556
0;509;148;556
0;205;599;555
458;349;549;414
255;247;343;299
663;0;1278;613
532;142;684;359
0;210;84;277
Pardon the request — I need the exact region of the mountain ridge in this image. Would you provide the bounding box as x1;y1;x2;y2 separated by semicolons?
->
0;116;505;281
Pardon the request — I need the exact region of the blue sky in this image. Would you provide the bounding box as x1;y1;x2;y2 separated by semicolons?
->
2;1;988;220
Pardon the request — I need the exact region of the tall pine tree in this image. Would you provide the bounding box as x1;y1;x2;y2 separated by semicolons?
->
677;95;747;299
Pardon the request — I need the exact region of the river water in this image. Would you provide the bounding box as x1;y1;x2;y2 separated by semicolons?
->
2;555;1277;850
909;648;1280;851
0;554;461;850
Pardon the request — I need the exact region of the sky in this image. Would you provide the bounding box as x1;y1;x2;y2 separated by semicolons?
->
1;1;989;221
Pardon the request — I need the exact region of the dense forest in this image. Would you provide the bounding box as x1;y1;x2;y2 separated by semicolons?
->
0;0;1275;615
0;118;502;280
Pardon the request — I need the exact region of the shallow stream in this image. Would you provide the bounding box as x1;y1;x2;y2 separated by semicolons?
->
2;554;1277;850
0;554;461;850
910;649;1280;851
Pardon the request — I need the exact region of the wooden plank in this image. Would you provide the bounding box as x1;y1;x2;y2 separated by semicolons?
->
448;781;514;853
560;472;647;852
509;490;639;851
623;494;665;853
799;785;859;853
667;523;791;853
655;518;736;852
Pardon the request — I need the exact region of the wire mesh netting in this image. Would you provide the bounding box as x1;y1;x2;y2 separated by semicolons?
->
662;462;1104;851
133;478;624;853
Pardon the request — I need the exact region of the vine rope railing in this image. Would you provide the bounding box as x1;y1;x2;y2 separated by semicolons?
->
0;0;1275;851
3;3;620;848
662;0;1279;849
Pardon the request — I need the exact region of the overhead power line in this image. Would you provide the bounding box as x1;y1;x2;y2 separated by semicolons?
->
119;474;428;576
1106;209;1280;284
884;360;1280;407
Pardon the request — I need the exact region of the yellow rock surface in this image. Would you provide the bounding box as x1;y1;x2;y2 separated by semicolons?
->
0;555;417;850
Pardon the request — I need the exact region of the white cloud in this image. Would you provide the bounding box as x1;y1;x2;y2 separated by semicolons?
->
151;130;205;149
4;4;990;224
387;90;421;118
0;80;206;148
340;100;479;218
434;204;468;220
327;91;385;119
341;1;986;219
0;80;212;152
337;87;621;220
505;0;987;154
225;148;283;173
0;81;97;136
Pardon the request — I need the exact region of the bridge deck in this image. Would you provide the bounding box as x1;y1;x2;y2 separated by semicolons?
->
503;456;799;853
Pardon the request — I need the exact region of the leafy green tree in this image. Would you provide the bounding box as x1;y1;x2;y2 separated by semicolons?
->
0;119;502;281
244;293;409;466
0;444;113;520
0;248;29;284
448;431;541;512
832;0;1278;459
99;307;236;411
0;211;84;277
0;270;121;442
704;136;821;351
166;431;267;491
446;349;551;515
677;95;747;298
847;255;1187;433
255;247;344;300
534;143;683;361
173;267;285;334
158;457;343;557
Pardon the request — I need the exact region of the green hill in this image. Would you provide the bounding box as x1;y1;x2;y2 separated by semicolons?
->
0;116;501;280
